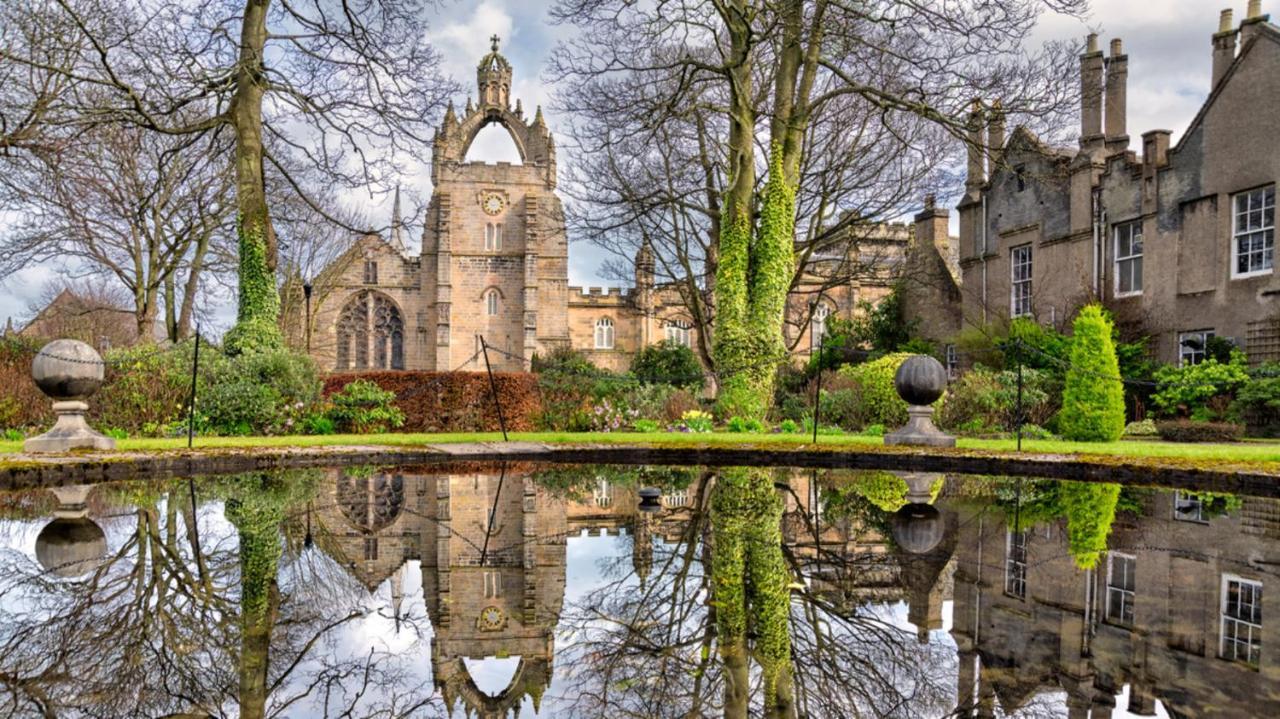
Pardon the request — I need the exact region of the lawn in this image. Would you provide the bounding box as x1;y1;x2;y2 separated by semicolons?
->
2;431;1278;467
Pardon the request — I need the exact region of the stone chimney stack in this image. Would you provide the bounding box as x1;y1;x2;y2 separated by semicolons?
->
1080;34;1105;153
1142;129;1171;170
915;195;954;267
1241;0;1269;45
1104;39;1129;154
987;100;1006;171
964;100;986;201
1213;9;1239;89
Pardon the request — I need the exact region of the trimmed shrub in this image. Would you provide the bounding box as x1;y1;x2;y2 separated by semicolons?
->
778;419;800;434
0;337;54;431
630;341;704;388
323;371;541;432
1124;419;1158;437
1059;305;1125;442
1061;481;1121;569
1155;419;1244;443
837;353;942;429
326;379;405;433
200;350;320;436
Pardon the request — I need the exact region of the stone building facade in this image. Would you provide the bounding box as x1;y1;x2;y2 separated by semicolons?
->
957;5;1280;365
296;40;951;375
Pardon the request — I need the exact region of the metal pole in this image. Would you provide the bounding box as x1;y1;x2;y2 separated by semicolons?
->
303;282;313;353
1015;338;1024;452
808;298;819;442
187;327;201;449
480;335;509;441
187;477;205;584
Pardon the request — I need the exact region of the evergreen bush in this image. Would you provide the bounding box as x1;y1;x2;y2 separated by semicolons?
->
326;379;405;433
837;352;943;429
1059;305;1125;442
630;341;704;388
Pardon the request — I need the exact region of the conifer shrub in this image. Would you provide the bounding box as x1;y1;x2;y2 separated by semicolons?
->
1058;305;1125;442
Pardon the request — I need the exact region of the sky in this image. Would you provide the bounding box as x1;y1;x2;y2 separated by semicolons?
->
0;0;1247;335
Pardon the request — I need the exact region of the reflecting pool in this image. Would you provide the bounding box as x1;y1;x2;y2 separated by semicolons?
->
0;464;1274;717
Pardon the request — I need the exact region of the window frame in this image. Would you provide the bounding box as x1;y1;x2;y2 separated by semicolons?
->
363;259;378;285
484;288;499;317
1105;552;1137;627
1173;490;1211;524
1178;329;1215;367
594;317;615;350
1010;245;1033;319
1220;574;1263;666
664;320;692;347
1004;529;1028;599
484;222;503;251
1231;185;1275;279
1113;220;1144;298
945;344;959;378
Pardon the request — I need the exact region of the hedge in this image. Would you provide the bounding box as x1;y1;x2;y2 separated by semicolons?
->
1155;419;1244;443
322;371;541;432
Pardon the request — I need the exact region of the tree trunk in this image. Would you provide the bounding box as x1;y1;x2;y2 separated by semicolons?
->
224;0;282;354
176;229;212;340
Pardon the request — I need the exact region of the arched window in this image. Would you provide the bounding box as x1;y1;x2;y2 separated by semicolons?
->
484;288;500;316
484;223;503;251
594;317;615;349
335;291;404;370
664;320;692;347
811;303;832;346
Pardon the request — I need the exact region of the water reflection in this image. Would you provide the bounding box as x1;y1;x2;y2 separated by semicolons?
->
0;467;1273;717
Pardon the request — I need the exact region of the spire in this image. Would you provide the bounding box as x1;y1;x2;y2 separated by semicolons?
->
476;35;512;108
533;105;546;129
390;184;406;252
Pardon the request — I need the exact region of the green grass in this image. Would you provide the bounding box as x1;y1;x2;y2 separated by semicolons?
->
1;431;1278;467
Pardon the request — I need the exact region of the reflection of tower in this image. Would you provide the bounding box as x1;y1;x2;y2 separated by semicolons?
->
631;511;653;589
426;470;567;718
35;485;107;578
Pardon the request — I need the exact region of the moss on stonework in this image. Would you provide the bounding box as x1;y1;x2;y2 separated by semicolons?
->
227;215;282;355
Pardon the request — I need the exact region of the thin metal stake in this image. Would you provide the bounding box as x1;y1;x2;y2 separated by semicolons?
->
480;335;509;441
812;327;823;445
1016;338;1024;452
187;327;201;449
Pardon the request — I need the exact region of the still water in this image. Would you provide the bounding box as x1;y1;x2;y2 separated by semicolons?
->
0;463;1274;718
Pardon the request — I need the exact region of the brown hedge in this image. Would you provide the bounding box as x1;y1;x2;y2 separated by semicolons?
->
1155;419;1244;443
323;371;541;432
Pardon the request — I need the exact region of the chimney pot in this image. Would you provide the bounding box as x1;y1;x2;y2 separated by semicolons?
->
1220;8;1235;32
1110;38;1123;56
1086;33;1099;54
1248;0;1263;20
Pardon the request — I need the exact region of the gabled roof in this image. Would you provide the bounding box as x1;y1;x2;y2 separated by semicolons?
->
1175;20;1280;153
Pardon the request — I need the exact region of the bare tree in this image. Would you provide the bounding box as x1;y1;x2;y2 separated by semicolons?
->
0;0;453;350
549;0;1087;414
1;126;235;342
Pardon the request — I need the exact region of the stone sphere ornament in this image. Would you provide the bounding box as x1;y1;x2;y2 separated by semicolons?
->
884;354;956;448
889;503;944;555
24;339;116;453
35;517;108;578
894;355;948;407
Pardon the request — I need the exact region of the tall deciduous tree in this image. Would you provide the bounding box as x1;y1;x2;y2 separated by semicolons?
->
1;0;453;352
551;0;1088;417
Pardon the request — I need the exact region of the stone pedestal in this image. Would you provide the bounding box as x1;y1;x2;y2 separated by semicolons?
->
24;339;115;454
885;405;956;447
25;401;115;453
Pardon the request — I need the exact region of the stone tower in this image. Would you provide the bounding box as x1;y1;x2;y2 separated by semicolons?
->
422;36;570;371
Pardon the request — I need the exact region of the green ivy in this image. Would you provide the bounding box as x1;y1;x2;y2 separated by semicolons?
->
226;215;282;356
712;146;796;420
1059;304;1125;442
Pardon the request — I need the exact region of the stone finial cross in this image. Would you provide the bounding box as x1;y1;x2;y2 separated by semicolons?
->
490;34;500;52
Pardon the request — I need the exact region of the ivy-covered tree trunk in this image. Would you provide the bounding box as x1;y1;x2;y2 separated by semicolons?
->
711;0;815;419
224;0;283;355
711;468;795;716
226;480;287;719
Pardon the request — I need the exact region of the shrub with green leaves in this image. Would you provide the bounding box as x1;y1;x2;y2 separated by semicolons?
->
630;341;704;388
1152;350;1248;421
1229;363;1280;434
1061;481;1121;569
326;379;405;434
199;350;320;436
837;353;942;429
1124;419;1158;437
1059;305;1125;442
727;416;765;433
679;410;714;433
632;418;660;433
939;365;1056;433
778;419;799;434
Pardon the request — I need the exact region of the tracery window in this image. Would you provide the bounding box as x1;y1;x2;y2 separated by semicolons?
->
335;291;404;370
595;317;615;349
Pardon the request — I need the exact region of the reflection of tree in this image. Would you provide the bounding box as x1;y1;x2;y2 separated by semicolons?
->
550;468;956;718
0;471;439;717
1000;480;1123;569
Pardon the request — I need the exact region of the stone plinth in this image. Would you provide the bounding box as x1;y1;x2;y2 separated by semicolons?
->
884;355;956;448
24;339;115;453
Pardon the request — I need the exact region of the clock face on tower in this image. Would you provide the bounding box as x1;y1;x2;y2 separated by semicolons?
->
477;605;507;631
482;193;505;216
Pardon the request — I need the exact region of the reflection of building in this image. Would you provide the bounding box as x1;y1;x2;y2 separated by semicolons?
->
949;490;1280;717
313;467;566;718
